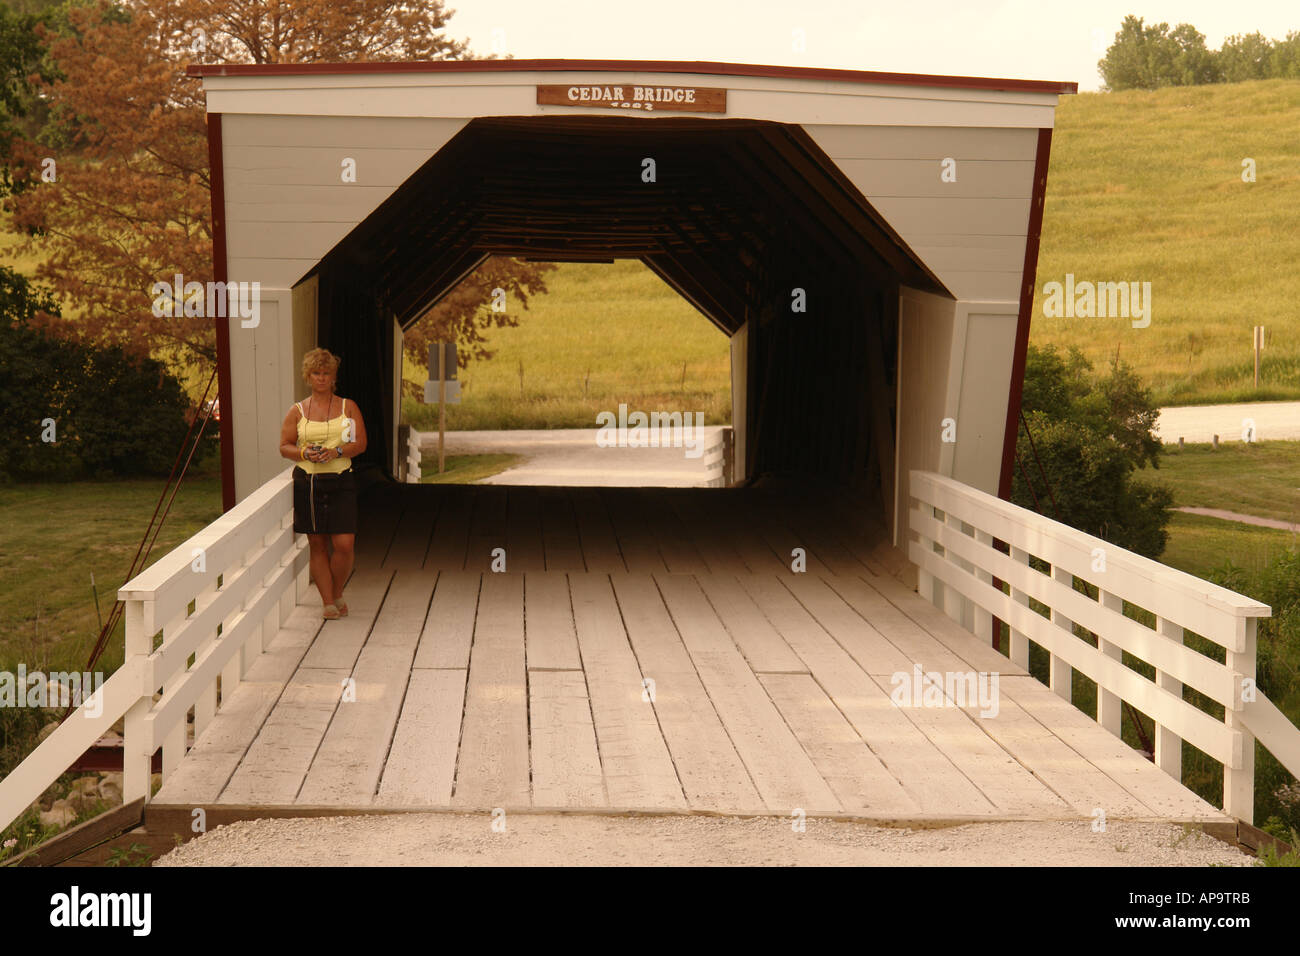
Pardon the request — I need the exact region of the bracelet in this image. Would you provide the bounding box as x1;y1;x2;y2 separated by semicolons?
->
300;447;306;461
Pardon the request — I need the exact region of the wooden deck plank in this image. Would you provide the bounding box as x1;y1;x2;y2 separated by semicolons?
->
654;574;841;813
568;574;685;809
600;487;667;573
296;571;435;804
152;607;321;806
999;676;1229;819
424;486;473;570
858;569;1022;675
735;573;996;815
539;487;586;571
959;678;1158;817
693;572;807;674
466;485;509;572
780;573;915;677
635;489;710;573
382;496;439;569
568;487;625;572
506;486;547;572
411;571;481;670
217;666;350;804
354;486;403;566
524;572;582;671
758;673;920;815
611;574;766;813
375;668;467;806
820;572;1029;678
452;573;530;807
529;670;607;807
298;567;393;670
664;490;752;574
715;493;789;573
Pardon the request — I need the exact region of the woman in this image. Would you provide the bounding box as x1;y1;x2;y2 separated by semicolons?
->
279;348;368;620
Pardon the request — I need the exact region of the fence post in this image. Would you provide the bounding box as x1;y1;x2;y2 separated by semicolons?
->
1224;617;1257;823
121;601;155;805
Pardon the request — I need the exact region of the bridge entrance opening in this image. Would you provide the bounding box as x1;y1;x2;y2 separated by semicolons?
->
295;116;947;534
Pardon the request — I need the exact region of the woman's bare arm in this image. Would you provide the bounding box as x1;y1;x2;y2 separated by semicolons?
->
280;406;309;461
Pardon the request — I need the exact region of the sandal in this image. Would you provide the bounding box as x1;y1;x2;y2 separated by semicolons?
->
323;604;341;620
336;600;348;617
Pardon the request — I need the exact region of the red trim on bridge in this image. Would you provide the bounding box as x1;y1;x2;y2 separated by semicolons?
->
185;58;1077;95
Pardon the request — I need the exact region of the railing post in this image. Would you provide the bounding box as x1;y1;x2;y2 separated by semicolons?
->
1007;546;1031;669
1049;566;1074;702
121;601;155;805
722;426;735;488
1154;617;1184;777
1224;617;1257;823
972;529;996;644
1097;590;1124;737
160;609;188;780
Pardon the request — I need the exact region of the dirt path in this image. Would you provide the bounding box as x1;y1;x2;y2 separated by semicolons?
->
1175;507;1299;533
154;813;1252;867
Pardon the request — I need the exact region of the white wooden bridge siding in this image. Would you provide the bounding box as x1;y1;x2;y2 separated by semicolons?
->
152;484;1228;824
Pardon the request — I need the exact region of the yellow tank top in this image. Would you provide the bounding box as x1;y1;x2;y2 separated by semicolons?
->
295;397;353;474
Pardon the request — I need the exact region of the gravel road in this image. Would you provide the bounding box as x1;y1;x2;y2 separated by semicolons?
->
154;812;1253;867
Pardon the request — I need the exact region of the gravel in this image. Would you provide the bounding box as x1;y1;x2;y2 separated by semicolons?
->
154;813;1255;867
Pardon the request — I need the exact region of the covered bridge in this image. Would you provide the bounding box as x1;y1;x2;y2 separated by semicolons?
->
4;61;1299;860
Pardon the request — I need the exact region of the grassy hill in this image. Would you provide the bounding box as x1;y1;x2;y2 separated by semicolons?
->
402;260;732;432
1032;79;1300;404
8;80;1298;419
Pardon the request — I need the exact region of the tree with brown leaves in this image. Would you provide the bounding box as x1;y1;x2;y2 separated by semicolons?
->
5;0;551;379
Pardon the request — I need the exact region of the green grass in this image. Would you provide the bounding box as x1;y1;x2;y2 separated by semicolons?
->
401;260;731;432
1032;80;1300;406
1158;511;1298;580
419;453;523;484
0;465;224;676
1150;440;1300;526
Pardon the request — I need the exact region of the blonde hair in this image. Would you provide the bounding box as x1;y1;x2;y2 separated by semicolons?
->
301;348;340;385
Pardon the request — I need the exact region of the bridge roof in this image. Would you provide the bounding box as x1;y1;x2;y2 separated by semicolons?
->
185;58;1078;96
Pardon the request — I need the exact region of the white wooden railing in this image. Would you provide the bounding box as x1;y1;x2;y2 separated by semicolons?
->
702;426;734;488
0;467;308;832
401;425;424;483
908;469;1300;823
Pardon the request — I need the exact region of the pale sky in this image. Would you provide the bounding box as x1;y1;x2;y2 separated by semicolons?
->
443;0;1298;92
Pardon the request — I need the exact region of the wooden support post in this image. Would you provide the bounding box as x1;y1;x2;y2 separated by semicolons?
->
1154;617;1184;777
438;343;446;475
1049;566;1074;703
121;603;154;805
1225;617;1257;823
972;529;996;644
1097;590;1124;736
1008;546;1031;670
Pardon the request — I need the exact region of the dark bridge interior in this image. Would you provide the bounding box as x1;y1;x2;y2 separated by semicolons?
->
299;116;950;500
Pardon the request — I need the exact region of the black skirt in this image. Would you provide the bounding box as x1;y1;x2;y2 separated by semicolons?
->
292;466;357;534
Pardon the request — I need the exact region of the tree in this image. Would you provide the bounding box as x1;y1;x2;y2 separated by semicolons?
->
4;0;551;379
1217;32;1275;83
400;256;555;388
0;262;206;480
1099;15;1218;90
1012;345;1173;559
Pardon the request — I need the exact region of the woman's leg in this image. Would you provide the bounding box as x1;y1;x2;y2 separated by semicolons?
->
329;533;355;602
307;534;335;606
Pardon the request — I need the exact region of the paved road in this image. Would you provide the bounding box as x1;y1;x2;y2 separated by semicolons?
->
1156;401;1300;443
421;427;726;486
